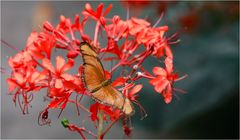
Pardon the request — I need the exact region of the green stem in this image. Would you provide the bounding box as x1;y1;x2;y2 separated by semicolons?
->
97;110;104;139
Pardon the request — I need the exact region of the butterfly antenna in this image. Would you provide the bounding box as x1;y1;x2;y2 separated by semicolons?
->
75;95;80;116
58;108;64;118
110;59;113;81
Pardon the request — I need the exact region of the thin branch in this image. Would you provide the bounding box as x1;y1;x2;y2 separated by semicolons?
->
68;99;90;113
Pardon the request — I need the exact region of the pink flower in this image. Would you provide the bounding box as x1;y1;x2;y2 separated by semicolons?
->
149;57;179;103
42;56;74;88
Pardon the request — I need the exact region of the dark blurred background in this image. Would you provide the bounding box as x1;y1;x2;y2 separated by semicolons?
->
1;1;239;139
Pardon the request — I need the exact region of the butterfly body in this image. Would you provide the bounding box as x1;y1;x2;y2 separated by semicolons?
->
89;79;111;93
80;42;134;115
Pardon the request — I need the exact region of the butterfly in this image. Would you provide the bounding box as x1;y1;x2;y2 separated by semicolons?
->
80;42;134;115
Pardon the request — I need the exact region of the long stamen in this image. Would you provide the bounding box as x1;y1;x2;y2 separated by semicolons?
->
175;74;188;82
126;5;130;20
153;12;164;28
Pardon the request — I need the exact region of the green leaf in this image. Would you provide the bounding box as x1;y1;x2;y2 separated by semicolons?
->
61;118;69;128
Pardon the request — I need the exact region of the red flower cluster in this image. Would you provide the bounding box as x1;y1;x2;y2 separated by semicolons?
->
6;3;185;139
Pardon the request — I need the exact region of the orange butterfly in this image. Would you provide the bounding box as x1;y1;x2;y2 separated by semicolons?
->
80;42;134;115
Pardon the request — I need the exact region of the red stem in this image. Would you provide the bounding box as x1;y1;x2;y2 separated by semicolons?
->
68;124;86;140
94;21;100;46
68;124;97;139
100;116;122;139
68;99;90;113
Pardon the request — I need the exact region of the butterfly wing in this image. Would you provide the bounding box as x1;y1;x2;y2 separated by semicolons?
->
92;85;134;115
80;42;134;115
92;85;124;108
122;98;134;115
80;42;105;92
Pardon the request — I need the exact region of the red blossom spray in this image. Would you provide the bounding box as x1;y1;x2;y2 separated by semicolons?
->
5;3;186;139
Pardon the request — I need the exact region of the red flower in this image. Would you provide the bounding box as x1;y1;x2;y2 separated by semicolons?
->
42;56;74;88
83;3;112;21
27;31;56;59
128;17;150;36
48;87;71;109
105;16;129;40
7;68;47;92
89;102;121;124
8;50;36;69
149;57;178;104
5;3;186;139
7;66;47;114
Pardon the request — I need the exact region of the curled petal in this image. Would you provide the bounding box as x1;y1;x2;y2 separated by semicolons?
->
67;50;78;58
129;84;142;96
43;21;54;32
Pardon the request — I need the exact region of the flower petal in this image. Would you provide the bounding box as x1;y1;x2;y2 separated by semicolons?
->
7;79;20;92
61;58;74;72
50;87;65;97
152;67;167;76
26;31;38;47
103;4;112;16
29;71;40;83
131;17;150;26
61;73;74;81
149;77;160;86
163;83;172;104
129;84;142;96
42;58;55;73
48;98;65;109
165;57;173;74
90;103;99;122
154;79;168;93
112;77;126;87
55;78;63;88
96;3;104;18
13;72;25;85
85;3;97;19
165;46;173;59
56;56;66;73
